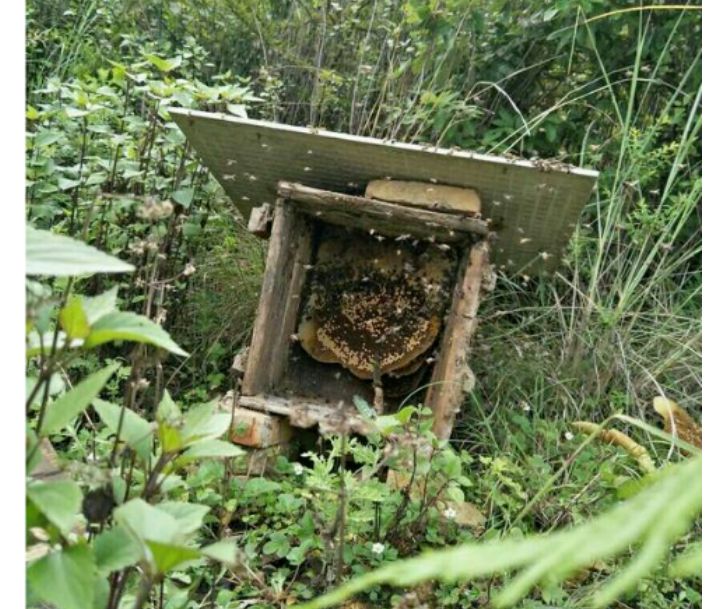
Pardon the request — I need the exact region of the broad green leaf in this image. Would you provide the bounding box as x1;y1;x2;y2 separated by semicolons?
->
85;311;188;356
179;439;243;462
146;540;201;574
65;107;89;118
171;187;194;208
34;130;63;147
27;479;82;536
669;543;701;577
114;498;180;545
156;502;210;536
40;363;120;436
92;398;153;461
27;544;96;609
93;575;110;609
59;296;91;340
82;286;118;324
202;539;238;566
58;177;80;191
156;390;182;423
26;105;40;120
93;526;143;575
182;402;231;443
26;226;134;277
159;421;185;453
145;54;182;72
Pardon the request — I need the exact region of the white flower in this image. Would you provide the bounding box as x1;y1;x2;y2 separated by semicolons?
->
522;402;531;412
371;542;385;555
443;507;457;520
293;463;304;476
564;431;575;441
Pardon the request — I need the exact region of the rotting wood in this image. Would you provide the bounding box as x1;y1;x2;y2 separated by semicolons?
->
247;203;274;238
268;216;314;385
221;404;293;448
242;200;312;395
277;181;487;243
424;240;494;440
224;392;373;436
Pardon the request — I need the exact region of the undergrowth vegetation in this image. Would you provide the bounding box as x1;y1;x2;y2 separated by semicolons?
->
26;1;701;608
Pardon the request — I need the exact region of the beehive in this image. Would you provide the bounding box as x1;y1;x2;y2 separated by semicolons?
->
170;110;598;442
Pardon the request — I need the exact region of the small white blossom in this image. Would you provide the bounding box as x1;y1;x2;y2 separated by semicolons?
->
371;542;385;555
443;507;457;520
293;463;304;476
522;402;531;412
564;431;575;441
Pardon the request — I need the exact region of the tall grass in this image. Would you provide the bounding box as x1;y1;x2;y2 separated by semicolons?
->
460;10;701;454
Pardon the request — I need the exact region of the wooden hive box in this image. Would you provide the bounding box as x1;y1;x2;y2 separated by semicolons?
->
169;110;598;444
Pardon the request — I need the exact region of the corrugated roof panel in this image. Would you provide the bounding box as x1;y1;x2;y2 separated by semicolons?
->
169;108;598;274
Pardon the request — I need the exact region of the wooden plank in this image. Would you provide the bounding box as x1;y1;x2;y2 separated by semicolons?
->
277;181;487;243
242;200;312;395
227;406;293;448
424;240;494;440
365;180;481;216
267;216;313;385
247;203;274;238
232;393;372;436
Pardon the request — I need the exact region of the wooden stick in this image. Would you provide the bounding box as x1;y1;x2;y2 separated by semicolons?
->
424;240;494;440
276;181;487;243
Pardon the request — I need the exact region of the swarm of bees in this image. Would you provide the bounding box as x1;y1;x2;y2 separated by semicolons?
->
297;226;457;386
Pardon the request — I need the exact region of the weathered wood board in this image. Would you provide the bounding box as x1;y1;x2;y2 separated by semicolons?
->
170;108;598;274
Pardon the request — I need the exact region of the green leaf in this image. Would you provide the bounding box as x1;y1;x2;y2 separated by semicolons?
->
202;539;239;566
156;502;210;536
27;479;82;536
669;543;701;578
58;177;81;191
92;398;153;461
40;363;120;435
85;311;188;356
159;421;185;453
27;545;96;609
35;130;63;147
171;187;194;208
145;54;182;72
114;498;181;545
83;286;119;324
182;402;231;444
179;439;243;462
93;526;143;575
26;105;40;120
26;226;134;277
65;107;89;118
156;390;182;423
60;296;91;340
146;541;201;574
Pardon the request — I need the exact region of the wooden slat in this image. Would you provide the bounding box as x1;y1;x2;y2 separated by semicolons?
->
242;200;313;395
277;181;487;243
227;393;372;436
424;241;494;439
